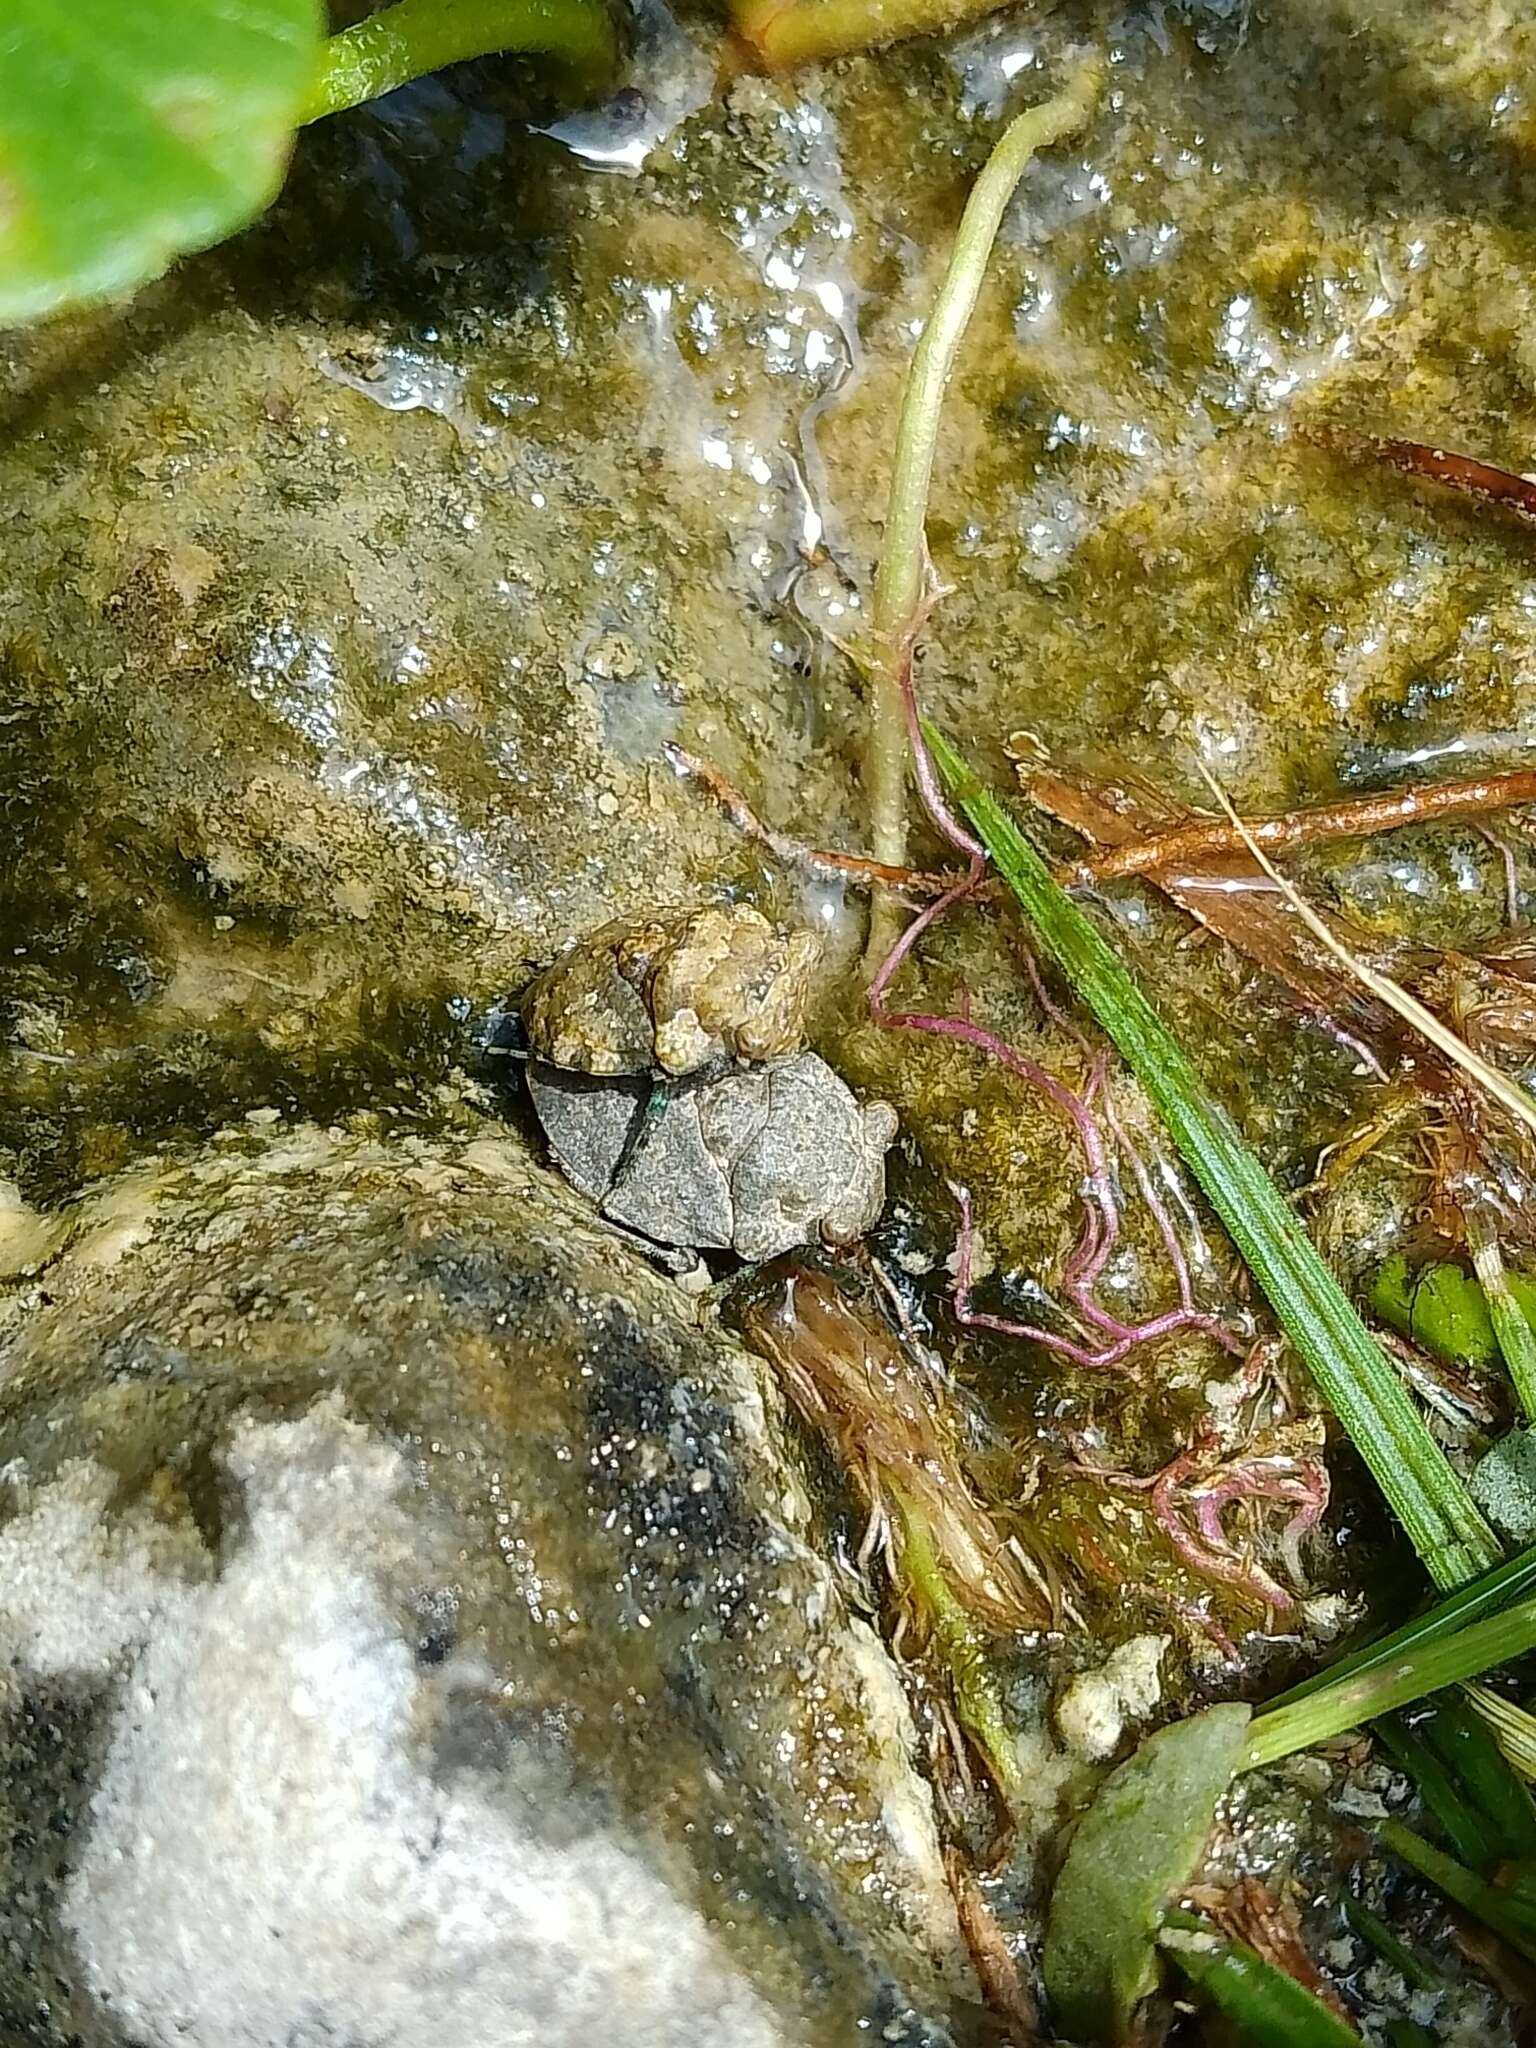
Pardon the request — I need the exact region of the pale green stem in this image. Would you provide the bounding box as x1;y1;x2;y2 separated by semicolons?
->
892;1493;1024;1805
861;59;1103;968
302;0;616;122
1243;1593;1536;1768
1467;1216;1536;1422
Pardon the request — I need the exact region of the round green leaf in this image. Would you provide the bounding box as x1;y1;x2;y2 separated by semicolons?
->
1043;1702;1252;2045
0;0;323;325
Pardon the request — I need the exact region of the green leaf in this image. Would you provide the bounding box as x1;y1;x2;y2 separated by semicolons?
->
925;727;1502;1594
1369;1252;1536;1375
0;0;323;325
1381;1818;1536;1964
1042;1702;1251;2044
1159;1911;1361;2045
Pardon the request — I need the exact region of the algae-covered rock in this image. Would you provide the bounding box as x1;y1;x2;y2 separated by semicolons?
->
0;1125;972;2046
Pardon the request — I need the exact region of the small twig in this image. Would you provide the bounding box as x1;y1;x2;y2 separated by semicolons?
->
1195;760;1536;1143
663;742;953;899
1066;769;1536;888
946;1847;1042;2045
1308;423;1536;526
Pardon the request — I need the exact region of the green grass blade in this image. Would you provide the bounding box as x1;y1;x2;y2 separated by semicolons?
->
1421;1694;1536;1860
925;727;1500;1593
1342;1896;1445;1994
1375;1715;1499;1871
1264;1543;1536;1714
1381;1819;1536;1963
1158;1911;1362;2045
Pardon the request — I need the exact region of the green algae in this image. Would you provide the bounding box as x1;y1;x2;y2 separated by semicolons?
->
2;0;1536;1688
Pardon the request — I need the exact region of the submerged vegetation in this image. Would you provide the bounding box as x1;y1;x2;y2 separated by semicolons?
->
13;0;1536;2042
696;57;1536;2047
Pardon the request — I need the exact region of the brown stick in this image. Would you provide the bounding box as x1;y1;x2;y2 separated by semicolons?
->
946;1849;1041;2044
665;742;956;898
1066;770;1536;887
1308;423;1536;524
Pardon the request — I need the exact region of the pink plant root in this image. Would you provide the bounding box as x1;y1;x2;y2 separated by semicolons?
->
869;648;1242;1377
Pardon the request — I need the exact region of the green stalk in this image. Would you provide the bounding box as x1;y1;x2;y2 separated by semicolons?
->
1468;1218;1536;1422
1243;1596;1536;1767
302;0;616;121
892;1493;1023;1804
1264;1542;1536;1714
861;62;1101;963
1380;1819;1536;1962
925;725;1501;1593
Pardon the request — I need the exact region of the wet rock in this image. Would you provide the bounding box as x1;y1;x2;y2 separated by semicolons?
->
0;1126;971;2047
521;906;822;1080
528;1049;897;1260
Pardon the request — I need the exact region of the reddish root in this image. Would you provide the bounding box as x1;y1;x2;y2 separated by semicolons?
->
663;741;956;901
1068;1434;1330;1618
863;652;1243;1378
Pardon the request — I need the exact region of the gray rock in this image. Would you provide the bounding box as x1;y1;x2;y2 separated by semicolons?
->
0;1127;971;2047
528;1052;896;1261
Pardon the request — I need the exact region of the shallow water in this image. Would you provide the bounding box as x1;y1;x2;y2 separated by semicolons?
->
4;0;1536;2031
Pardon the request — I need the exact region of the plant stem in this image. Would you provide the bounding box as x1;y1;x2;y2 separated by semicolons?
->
1243;1595;1536;1768
1468;1219;1536;1422
893;1493;1024;1804
926;726;1502;1593
862;61;1101;969
302;0;616;121
731;0;1018;68
1261;1541;1536;1713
